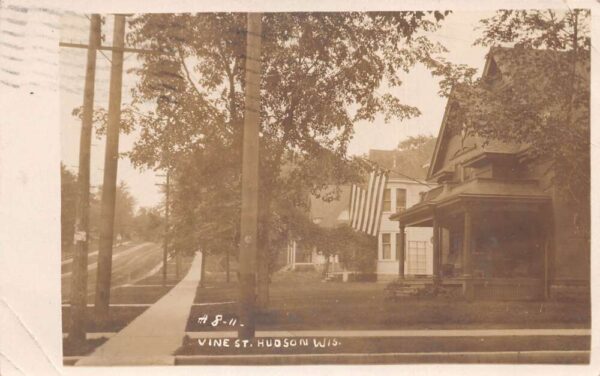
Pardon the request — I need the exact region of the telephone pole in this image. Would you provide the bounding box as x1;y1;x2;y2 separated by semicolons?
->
238;12;262;340
68;14;101;345
94;14;126;320
155;171;170;286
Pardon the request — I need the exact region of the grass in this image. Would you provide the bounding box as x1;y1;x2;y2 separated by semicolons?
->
107;284;178;304
63;337;109;357
62;306;149;332
187;269;590;331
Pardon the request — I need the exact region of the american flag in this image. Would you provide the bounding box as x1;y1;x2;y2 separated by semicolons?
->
349;170;389;236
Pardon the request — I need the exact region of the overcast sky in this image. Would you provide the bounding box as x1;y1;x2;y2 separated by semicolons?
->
60;11;493;209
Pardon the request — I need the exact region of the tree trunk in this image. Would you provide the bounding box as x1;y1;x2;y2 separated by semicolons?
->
226;245;230;283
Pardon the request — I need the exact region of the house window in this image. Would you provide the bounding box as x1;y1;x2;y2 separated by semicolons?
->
407;240;427;275
396;188;407;212
381;233;392;260
382;188;391;212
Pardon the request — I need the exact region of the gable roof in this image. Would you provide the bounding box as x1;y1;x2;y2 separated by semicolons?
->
427;95;456;180
482;46;586;79
427;46;586;180
369;140;435;182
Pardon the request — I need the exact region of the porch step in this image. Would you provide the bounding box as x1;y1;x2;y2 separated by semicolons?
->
385;279;434;299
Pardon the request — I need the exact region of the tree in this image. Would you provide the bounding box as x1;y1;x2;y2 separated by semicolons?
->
119;11;465;307
132;206;164;242
114;181;137;241
452;9;590;239
397;135;435;151
93;181;137;242
61;164;78;255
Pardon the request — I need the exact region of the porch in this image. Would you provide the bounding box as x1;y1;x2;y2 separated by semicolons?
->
390;178;553;300
387;276;545;301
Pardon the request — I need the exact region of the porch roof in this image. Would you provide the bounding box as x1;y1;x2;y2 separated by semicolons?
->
389;177;551;226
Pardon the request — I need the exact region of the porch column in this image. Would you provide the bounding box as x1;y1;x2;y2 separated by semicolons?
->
398;225;405;279
432;215;440;286
462;209;474;299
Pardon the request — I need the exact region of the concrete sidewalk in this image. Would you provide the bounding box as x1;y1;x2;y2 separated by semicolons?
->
76;252;203;366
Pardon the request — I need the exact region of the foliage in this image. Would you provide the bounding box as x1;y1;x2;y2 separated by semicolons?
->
61;168;136;248
131;206;164;242
119;12;466;270
324;225;377;273
289;208;377;274
474;9;590;51
92;181;137;241
168;150;240;257
64;11;499;299
452;9;590;238
397;135;435;151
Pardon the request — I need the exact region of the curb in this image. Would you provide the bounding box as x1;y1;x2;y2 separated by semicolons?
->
174;350;590;365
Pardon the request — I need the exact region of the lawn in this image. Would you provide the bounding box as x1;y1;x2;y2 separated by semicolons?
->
187;269;590;332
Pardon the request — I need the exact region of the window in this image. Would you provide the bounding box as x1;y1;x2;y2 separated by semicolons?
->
381;233;392;260
407;240;427;275
396;188;407;212
382;188;391;212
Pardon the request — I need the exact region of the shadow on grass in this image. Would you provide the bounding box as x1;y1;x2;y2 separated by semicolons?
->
63;337;109;357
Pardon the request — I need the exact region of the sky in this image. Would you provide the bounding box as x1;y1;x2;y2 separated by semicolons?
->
60;11;493;209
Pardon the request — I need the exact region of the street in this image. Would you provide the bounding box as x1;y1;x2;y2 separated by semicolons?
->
61;242;163;303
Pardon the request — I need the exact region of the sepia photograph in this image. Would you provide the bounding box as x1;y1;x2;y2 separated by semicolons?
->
58;8;591;367
0;1;594;370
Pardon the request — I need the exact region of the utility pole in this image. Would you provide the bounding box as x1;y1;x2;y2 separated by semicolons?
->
155;171;170;286
94;14;126;320
238;12;262;340
155;170;172;287
68;14;101;346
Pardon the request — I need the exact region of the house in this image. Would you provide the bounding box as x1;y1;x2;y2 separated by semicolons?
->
368;148;435;280
390;47;590;300
285;143;436;281
284;186;350;272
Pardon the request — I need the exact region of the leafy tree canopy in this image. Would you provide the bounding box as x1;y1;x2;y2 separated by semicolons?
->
116;12;466;265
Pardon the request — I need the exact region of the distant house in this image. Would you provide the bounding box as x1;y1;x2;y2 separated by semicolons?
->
390;47;590;300
284;187;351;272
